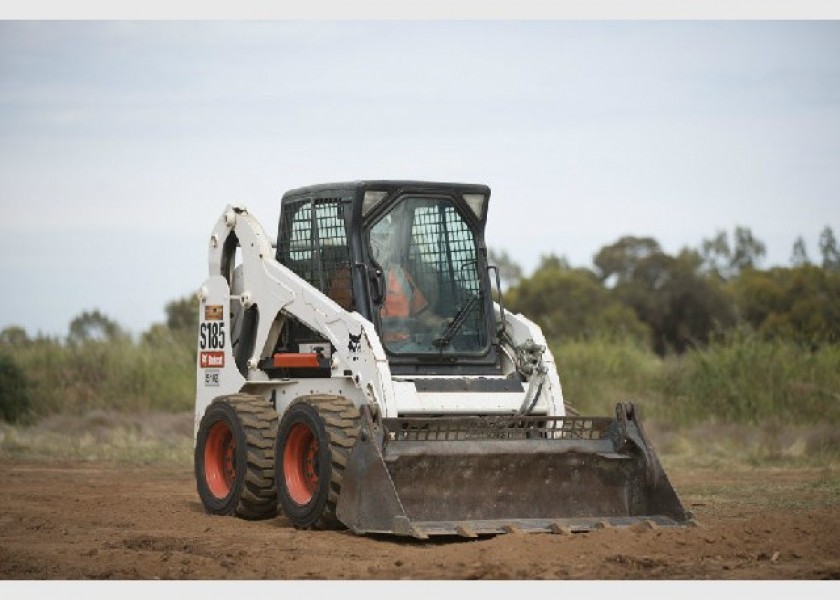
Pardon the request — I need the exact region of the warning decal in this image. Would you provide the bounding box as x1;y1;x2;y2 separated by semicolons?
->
205;305;223;320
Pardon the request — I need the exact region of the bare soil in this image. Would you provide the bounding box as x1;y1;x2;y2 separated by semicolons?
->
1;459;838;580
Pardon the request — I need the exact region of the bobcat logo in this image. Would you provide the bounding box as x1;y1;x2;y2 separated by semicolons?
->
348;331;362;361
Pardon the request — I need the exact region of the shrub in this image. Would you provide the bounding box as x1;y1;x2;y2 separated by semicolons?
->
0;354;31;423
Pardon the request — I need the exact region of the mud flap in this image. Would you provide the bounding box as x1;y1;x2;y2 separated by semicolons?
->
336;403;688;538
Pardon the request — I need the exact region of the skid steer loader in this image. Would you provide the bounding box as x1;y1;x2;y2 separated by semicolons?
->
193;180;689;538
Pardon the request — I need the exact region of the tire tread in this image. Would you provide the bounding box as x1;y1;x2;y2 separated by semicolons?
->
200;394;278;520
288;394;360;530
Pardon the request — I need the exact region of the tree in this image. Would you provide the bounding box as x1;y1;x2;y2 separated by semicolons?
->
165;295;200;332
535;253;570;272
790;236;810;267
142;294;200;347
732;265;840;346
819;225;840;271
700;230;732;278
605;243;737;355
487;248;524;289
0;326;30;347
67;310;126;345
730;226;766;273
504;260;647;343
0;354;30;423
593;236;661;285
700;226;766;279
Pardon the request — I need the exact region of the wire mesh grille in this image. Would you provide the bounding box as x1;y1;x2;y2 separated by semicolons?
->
383;415;614;442
407;202;486;347
278;198;353;309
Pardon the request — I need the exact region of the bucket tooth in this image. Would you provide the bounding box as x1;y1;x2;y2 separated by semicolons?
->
393;516;428;539
456;524;478;538
392;516;412;536
503;524;525;535
550;522;572;535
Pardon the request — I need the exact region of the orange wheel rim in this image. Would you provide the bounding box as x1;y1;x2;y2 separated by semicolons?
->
284;422;319;505
205;421;236;499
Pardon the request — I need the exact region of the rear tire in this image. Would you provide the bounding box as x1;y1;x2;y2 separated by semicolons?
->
194;394;278;520
275;395;360;530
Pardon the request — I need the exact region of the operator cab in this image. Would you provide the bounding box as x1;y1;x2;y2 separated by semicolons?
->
276;181;501;376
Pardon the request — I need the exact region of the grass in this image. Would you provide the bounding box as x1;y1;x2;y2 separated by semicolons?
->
552;333;840;428
675;467;840;511
2;333;195;422
551;333;840;474
657;334;840;425
551;335;663;416
648;421;840;471
0;410;194;465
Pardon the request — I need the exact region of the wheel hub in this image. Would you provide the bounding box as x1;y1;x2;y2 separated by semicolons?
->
205;421;236;499
284;423;320;505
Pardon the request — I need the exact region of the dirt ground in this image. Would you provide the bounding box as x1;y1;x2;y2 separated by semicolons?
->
0;459;838;581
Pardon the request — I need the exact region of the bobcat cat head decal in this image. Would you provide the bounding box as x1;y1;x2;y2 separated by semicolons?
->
348;330;362;360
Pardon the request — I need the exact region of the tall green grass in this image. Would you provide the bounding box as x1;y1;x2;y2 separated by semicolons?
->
1;333;195;422
551;335;663;416
658;333;840;425
552;333;840;426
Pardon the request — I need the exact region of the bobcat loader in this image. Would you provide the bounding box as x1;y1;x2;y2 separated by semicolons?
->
193;180;689;538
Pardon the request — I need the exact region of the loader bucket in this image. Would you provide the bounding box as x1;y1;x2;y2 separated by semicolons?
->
335;403;689;538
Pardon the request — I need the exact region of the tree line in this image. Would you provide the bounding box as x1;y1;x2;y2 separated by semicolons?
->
496;224;840;355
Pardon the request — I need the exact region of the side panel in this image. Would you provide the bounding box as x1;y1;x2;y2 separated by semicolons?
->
193;275;246;439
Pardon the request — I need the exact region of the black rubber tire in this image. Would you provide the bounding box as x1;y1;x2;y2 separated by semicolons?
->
194;394;278;520
275;395;360;530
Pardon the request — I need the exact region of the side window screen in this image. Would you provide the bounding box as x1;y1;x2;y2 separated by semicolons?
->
279;200;315;285
278;198;353;310
409;202;481;315
289;203;313;262
315;199;353;310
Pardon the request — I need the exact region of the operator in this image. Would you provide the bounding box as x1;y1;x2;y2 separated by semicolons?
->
370;218;440;349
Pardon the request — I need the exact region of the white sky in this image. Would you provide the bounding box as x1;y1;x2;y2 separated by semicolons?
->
1;14;839;338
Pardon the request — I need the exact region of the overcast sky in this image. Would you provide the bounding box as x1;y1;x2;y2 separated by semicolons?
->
1;19;839;338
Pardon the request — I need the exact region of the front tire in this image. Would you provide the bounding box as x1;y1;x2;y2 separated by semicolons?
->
194;394;278;520
275;395;359;530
